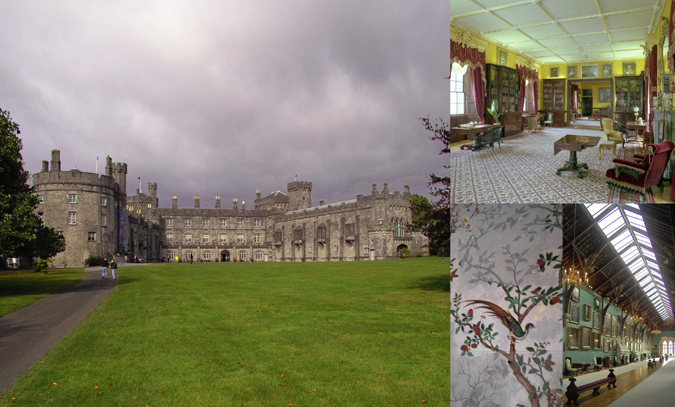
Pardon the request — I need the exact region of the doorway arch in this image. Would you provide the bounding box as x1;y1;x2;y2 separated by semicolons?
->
396;244;408;253
221;250;231;262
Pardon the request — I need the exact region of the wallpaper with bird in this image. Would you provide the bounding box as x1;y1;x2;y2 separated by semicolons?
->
451;205;564;407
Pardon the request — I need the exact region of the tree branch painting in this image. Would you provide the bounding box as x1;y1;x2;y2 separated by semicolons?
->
451;205;563;407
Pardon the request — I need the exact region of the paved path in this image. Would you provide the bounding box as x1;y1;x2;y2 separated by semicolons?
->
0;266;121;395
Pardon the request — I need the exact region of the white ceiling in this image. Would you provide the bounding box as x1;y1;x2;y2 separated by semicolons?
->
451;0;666;65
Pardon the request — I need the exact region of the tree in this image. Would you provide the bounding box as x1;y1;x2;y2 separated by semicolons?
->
0;109;65;261
409;193;449;255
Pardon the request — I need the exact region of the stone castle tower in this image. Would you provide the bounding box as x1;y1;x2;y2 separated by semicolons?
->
287;181;312;211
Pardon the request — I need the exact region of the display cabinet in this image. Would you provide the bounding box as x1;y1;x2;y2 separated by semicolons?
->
614;74;644;126
542;79;566;126
485;64;521;136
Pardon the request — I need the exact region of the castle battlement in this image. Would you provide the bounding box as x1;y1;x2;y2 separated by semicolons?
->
32;169;118;190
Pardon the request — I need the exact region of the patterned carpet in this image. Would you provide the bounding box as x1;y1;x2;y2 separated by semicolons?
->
450;127;654;203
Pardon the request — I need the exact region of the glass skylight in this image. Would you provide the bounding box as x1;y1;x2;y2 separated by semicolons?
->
584;204;672;321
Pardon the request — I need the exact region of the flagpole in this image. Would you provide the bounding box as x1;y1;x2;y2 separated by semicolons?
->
96;156;98;175
139;176;142;193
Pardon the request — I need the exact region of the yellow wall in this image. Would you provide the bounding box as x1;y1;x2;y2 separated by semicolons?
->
576;81;613;113
486;42;521;70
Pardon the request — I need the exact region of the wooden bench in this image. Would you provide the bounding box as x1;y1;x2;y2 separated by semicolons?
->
565;369;617;406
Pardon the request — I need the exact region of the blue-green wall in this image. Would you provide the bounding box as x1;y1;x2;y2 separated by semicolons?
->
563;285;652;365
652;331;675;355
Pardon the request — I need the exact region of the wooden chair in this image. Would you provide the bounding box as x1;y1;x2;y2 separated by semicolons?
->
544;112;553;127
601;118;625;147
606;141;675;196
566;358;579;377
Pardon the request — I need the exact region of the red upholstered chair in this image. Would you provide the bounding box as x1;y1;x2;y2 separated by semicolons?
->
605;141;675;196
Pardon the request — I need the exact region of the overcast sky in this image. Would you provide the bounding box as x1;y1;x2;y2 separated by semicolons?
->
1;1;449;209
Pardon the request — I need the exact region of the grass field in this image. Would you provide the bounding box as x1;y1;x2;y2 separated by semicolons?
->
0;269;86;317
0;258;449;406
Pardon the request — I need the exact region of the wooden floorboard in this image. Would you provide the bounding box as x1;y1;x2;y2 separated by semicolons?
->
562;362;666;407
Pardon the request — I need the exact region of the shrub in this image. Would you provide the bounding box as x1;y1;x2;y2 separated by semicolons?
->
85;255;103;267
35;259;53;273
415;252;424;258
398;248;411;259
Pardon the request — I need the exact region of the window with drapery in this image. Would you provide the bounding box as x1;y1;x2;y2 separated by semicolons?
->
451;62;469;115
522;80;534;113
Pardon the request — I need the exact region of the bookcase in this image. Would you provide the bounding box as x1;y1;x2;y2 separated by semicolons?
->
485;64;521;136
542;79;566;126
614;75;644;126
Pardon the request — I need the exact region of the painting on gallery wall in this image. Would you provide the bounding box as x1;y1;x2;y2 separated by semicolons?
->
571;286;580;302
582;327;592;349
499;49;508;66
570;303;580;324
594;298;601;311
550;66;559;77
581;64;598;78
568;65;577;78
583;304;591;321
602;63;613;77
451;205;564;407
593;312;601;330
569;327;579;349
623;62;636;76
593;333;601;350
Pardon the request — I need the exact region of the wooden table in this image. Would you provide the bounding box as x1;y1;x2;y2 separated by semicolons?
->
453;124;500;151
554;134;601;178
626;121;648;150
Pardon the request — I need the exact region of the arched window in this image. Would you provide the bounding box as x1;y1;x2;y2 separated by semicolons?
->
663;341;668;356
255;250;263;260
669;341;674;356
394;219;405;237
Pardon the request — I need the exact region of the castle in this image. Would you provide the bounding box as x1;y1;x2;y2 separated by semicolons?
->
32;150;428;267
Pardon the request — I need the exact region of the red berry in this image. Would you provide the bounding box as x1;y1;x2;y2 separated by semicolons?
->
471;343;478;348
534;287;541;293
545;358;552;368
461;345;468;352
468;309;473;317
537;259;545;266
474;326;481;335
551;297;561;304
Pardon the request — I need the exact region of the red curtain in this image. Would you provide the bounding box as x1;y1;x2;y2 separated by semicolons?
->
533;80;538;115
517;73;526;115
571;84;579;116
451;40;486;122
516;65;539;122
670;0;675;94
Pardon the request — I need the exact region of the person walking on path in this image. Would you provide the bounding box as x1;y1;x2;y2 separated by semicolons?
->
110;259;118;280
190;253;193;264
101;257;109;279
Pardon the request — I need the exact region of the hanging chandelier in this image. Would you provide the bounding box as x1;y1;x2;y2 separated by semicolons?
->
564;266;590;288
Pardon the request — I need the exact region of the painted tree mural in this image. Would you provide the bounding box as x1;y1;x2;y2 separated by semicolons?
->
451;205;564;407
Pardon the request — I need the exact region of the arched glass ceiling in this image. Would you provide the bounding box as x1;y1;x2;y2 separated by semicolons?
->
584;204;672;320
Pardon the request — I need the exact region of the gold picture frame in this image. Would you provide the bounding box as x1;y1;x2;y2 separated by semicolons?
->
583;304;591;321
550;66;559;77
593;332;601;350
570;303;580;324
593;312;601;330
582;326;592;349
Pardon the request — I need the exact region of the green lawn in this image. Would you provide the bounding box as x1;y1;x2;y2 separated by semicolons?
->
0;258;449;406
0;269;86;317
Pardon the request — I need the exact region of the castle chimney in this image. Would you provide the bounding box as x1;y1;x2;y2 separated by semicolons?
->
372;182;377;196
320;199;324;206
404;184;411;197
256;189;261;199
136;189;140;195
242;201;246;210
41;160;49;172
383;182;389;194
50;149;61;172
233;198;238;210
106;156;113;177
172;196;178;209
194;195;200;209
215;196;221;209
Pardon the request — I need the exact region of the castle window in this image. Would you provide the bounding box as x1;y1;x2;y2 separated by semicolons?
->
167;252;173;260
202;235;210;244
67;194;77;204
203;252;211;261
274;231;282;242
317;226;326;240
101;197;107;206
220;219;227;227
185;251;192;260
294;229;303;241
101;215;107;227
167;234;174;244
237;219;244;228
220;235;227;244
203;219;209;227
333;244;338;252
185;218;192;227
254;219;261;228
88;232;96;242
166;219;173;227
395;220;405;237
237;234;244;244
345;223;355;237
185;234;192;244
256;250;263;260
67;212;77;225
254;234;260;244
38;195;44;204
239;251;247;261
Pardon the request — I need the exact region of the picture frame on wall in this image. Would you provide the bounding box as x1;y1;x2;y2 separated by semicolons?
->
499;49;508;66
571;286;580;303
593;333;601;350
582;89;593;97
604;337;610;352
550;66;559;77
582;327;592;349
594;298;601;311
583;304;591;321
593;312;601;330
581;64;598;78
599;88;612;103
570;303;580;324
602;63;613;77
569;327;579;349
612;315;619;338
623;61;636;76
603;314;611;336
568;65;577;78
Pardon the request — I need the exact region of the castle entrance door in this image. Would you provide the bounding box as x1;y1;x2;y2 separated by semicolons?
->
396;244;408;253
221;250;231;262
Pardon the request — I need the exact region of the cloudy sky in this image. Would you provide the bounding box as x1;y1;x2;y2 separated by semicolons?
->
1;1;449;209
